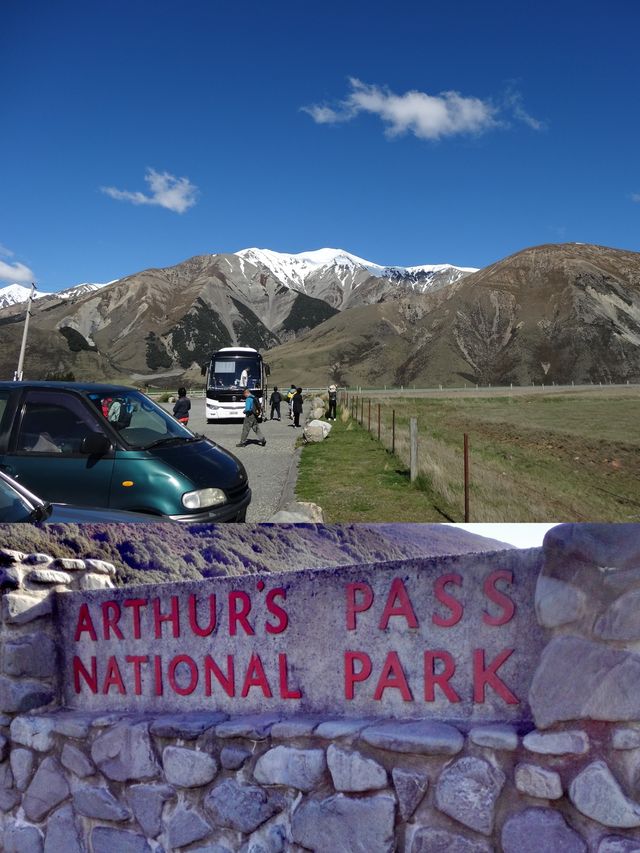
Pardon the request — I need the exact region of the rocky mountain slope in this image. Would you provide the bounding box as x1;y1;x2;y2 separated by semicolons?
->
0;249;473;382
267;243;640;387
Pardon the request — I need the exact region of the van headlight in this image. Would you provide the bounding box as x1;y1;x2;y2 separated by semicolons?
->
182;488;227;509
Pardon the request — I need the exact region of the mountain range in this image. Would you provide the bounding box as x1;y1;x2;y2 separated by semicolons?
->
0;242;638;386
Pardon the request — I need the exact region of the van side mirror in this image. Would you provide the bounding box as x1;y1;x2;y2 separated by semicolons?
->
80;434;111;456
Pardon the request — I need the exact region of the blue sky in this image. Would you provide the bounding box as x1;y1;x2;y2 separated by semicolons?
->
1;0;639;291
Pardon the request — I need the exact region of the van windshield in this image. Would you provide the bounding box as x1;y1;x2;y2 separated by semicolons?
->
209;357;262;391
86;390;195;450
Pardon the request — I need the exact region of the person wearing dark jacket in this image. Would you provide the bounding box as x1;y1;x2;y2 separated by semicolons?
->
173;387;191;426
292;387;303;428
269;386;282;421
328;384;337;420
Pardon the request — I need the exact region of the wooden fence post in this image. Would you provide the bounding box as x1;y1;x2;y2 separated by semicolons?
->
368;399;371;432
392;409;396;455
464;432;470;522
410;418;418;483
377;403;381;441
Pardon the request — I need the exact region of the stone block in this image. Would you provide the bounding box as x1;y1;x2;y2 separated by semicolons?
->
163;745;218;787
52;558;86;571
28;569;72;585
49;711;93;738
327;744;387;792
0;677;53;714
43;804;83;853
314;719;372;739
2;591;52;624
73;784;132;820
291;792;396;853
303;420;332;442
204;778;279;832
23;553;54;565
2;823;44;853
469;724;518;750
220;745;251;769
127;783;175;838
23;756;70;822
91;721;159;781
2;633;57;677
61;742;95;777
392;767;429;820
79;573;114;590
83;559;117;575
569;760;640;827
523;729;589;755
254;745;326;791
613;728;640;750
0;566;22;588
10;715;56;751
0;549;25;564
515;763;563;799
150;712;226;739
598;837;640;852
534;575;586;628
91;827;152;853
215;713;281;740
543;523;640;570
10;747;34;790
409;827;492;853
595;589;640;641
502;807;586;853
270;717;321;738
435;756;505;835
166;804;212;848
361;720;464;755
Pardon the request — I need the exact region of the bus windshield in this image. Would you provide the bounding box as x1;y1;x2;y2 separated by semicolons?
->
209;357;262;391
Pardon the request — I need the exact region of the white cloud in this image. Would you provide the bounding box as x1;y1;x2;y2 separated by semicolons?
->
0;243;15;258
0;259;35;285
101;168;198;214
303;78;544;140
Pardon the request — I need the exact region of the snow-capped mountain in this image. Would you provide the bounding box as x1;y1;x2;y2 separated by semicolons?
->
0;283;40;310
0;280;112;311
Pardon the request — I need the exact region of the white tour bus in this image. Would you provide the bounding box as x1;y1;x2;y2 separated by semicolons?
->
204;347;269;422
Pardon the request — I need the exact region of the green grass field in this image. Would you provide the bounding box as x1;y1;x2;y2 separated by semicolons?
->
297;389;640;522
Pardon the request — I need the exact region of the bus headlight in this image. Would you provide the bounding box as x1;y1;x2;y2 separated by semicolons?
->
182;488;227;509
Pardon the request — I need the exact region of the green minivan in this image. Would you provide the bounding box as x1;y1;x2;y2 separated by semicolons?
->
0;382;251;521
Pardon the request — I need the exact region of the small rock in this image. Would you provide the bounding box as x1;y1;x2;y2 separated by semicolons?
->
0;677;53;714
163;746;218;787
0;548;25;564
91;827;152;853
2;591;52;624
150;712;226;739
269;502;325;522
83;559;117;575
314;719;372;739
44;804;83;853
204;778;279;833
291;792;395;853
254;745;326;791
569;760;640;827
515;763;563;799
91;721;159;781
596;589;640;640
0;566;22;588
612;729;640;750
49;711;93;738
215;713;281;740
435;756;505;835
127;783;175;838
73;785;132;820
23;757;70;822
598;836;640;852
10;747;34;790
523;729;589;755
327;744;387;792
2;823;44;853
410;827;492;853
220;745;252;769
535;575;586;628
28;568;72;585
61;743;95;777
79;573;114;590
2;633;57;678
52;558;86;571
23;553;54;565
166;804;212;848
392;767;429;820
543;522;640;569
361;720;463;755
10;716;56;751
502;807;586;853
469;724;518;751
270;717;321;738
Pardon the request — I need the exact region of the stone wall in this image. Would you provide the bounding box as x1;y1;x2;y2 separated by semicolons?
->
0;525;639;852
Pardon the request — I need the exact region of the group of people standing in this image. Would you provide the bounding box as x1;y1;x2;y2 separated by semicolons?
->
268;385;303;427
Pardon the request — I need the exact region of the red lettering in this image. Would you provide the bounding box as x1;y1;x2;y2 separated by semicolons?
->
126;655;149;695
153;596;180;639
168;655;199;696
473;648;519;704
344;651;372;699
204;655;235;697
483;570;516;626
229;591;254;636
345;582;374;630
433;573;464;627
379;578;418;630
73;655;97;693
266;588;289;634
102;655;126;694
424;650;461;703
373;651;413;701
154;655;163;696
123;598;148;639
74;604;97;641
279;653;302;699
188;593;217;637
101;601;124;640
241;653;272;698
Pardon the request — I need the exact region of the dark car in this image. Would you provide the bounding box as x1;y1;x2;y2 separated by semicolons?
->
0;468;164;523
0;382;250;521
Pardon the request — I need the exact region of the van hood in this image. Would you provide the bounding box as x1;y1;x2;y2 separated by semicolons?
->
151;437;248;490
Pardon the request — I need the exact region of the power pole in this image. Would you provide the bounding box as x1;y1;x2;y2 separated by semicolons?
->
14;282;36;381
